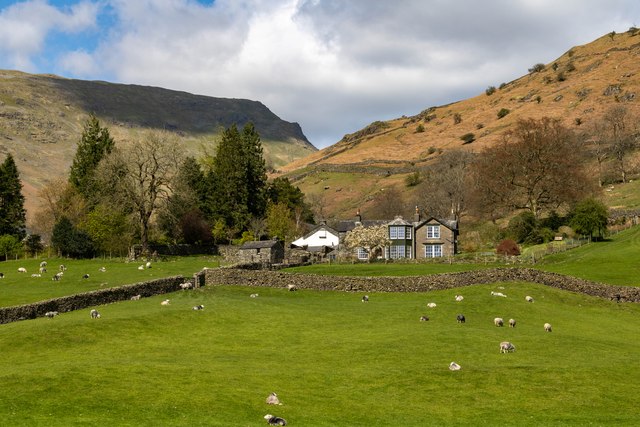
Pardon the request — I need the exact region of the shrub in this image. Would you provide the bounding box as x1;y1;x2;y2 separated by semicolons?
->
535;95;542;103
499;82;507;90
415;124;425;133
476;123;484;129
497;108;510;119
507;211;537;244
529;63;546;73
405;171;422;187
485;86;496;96
453;113;462;125
496;239;520;256
427;146;437;155
460;133;475;144
557;72;566;82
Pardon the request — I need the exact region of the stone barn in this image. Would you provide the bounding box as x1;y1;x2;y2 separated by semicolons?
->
237;240;285;264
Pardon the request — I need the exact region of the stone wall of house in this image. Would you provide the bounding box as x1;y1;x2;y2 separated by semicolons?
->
0;276;189;324
204;267;640;303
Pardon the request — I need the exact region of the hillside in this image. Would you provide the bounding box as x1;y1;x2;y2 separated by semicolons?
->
0;70;317;219
280;30;640;219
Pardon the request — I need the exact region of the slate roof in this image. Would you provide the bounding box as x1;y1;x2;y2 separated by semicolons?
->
239;240;282;250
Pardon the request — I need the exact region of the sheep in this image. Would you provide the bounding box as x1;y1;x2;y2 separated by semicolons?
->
31;273;41;278
491;291;507;298
179;282;193;290
250;293;259;298
427;302;437;308
494;317;504;327
39;261;47;268
456;314;466;323
18;267;27;273
130;294;141;301
45;311;59;318
138;265;145;270
192;305;205;310
82;274;90;279
0;272;4;278
525;295;534;303
265;392;282;405
287;284;298;291
544;323;552;332
39;266;47;274
455;295;464;302
99;267;106;272
52;272;63;281
449;362;462;371
59;264;66;272
161;299;170;306
145;261;152;269
509;318;516;328
264;415;287;426
499;341;516;353
361;295;369;302
90;309;101;319
419;315;429;322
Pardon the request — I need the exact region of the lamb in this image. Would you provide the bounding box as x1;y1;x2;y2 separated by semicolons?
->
455;295;464;302
45;311;59;318
544;323;552;332
491;291;507;298
138;265;145;270
130;294;142;301
59;264;66;272
90;309;101;319
39;266;47;274
265;392;282;405
264;415;287;426
145;261;152;269
39;261;47;268
456;314;466;323
449;362;462;371
494;317;504;327
0;272;4;278
419;315;429;322
509;318;516;328
250;293;259;298
499;341;516;353
18;267;27;273
361;295;369;302
161;299;170;306
287;284;298;291
82;274;90;279
31;273;41;278
427;302;437;308
99;267;106;272
180;282;194;290
52;272;63;281
192;305;205;310
525;295;534;303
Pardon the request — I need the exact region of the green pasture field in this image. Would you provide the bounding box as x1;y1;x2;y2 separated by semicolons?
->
0;256;221;308
1;282;639;426
284;262;499;277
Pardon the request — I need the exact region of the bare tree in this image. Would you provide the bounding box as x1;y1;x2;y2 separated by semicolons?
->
603;106;637;184
97;130;184;254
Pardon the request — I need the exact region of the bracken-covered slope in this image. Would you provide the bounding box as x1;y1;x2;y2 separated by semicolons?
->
280;30;640;219
0;70;317;218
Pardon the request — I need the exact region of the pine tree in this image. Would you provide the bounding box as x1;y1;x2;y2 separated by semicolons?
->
0;154;27;239
69;113;115;202
241;123;267;218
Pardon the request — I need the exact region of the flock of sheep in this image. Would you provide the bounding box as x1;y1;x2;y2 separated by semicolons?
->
4;261;106;282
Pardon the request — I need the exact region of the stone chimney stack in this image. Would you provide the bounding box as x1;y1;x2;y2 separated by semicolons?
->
414;206;421;223
355;208;362;223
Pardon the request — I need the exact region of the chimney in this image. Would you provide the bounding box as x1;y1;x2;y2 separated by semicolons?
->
355;208;362;223
414;206;421;223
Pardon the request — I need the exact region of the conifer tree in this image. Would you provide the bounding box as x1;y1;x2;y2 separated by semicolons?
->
242;123;267;218
0;154;27;239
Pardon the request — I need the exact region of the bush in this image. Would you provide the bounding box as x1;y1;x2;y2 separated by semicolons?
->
529;63;546;73
497;108;510;119
485;86;496;96
453;113;462;125
404;171;422;187
499;82;507;90
507;211;537;243
496;239;520;256
460;133;476;144
415;124;425;133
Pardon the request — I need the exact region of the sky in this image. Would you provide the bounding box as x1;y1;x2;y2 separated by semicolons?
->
1;1;639;148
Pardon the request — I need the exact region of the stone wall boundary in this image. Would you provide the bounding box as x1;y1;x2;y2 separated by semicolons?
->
204;267;640;303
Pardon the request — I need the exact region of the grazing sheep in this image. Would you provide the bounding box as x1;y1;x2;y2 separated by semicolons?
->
18;267;27;273
491;291;507;298
287;284;298;291
179;282;193;290
361;295;369;302
455;295;464;302
52;272;63;281
40;261;47;268
494;317;504;327
499;341;516;353
45;311;59;318
31;273;41;278
250;293;259;298
0;272;4;278
82;274;90;279
544;323;552;332
130;294;141;301
192;305;205;310
39;266;47;274
145;261;152;269
456;314;466;323
161;299;170;306
509;318;516;328
525;295;534;303
59;264;66;272
90;309;101;319
264;415;287;426
427;302;437;308
420;315;429;322
99;267;106;272
138;265;145;270
449;362;462;371
265;392;282;405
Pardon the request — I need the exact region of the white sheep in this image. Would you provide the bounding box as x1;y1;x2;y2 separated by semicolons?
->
499;341;515;353
45;311;59;318
130;294;141;301
427;302;437;308
544;323;552;332
287;284;298;291
18;267;27;273
494;317;504;327
180;282;193;290
59;264;66;272
145;261;152;269
52;272;63;281
82;274;90;279
0;272;4;279
449;362;462;371
265;392;282;405
509;318;516;328
99;267;106;272
161;299;170;306
192;305;205;310
39;261;47;268
491;291;507;298
138;265;145;270
361;295;369;302
31;273;41;278
39;266;47;274
455;295;464;302
264;415;287;426
420;315;429;322
90;309;101;319
250;293;259;298
525;295;534;303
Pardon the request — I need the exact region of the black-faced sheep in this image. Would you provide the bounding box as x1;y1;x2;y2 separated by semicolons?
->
494;317;504;327
192;305;204;310
39;266;47;274
0;272;4;278
264;414;287;426
456;314;466;323
82;274;90;279
45;311;59;318
525;295;534;303
90;309;101;319
39;261;47;268
500;341;515;353
449;362;462;371
361;295;369;302
52;272;63;281
265;392;282;405
509;318;516;328
420;315;429;322
544;323;552;332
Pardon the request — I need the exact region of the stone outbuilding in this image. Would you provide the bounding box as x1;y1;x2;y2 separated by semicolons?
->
237;240;285;264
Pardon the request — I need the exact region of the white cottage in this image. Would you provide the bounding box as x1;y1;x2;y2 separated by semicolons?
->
291;223;340;252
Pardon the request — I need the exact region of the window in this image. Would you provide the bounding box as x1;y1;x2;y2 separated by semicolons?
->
389;245;407;259
357;247;369;260
389;226;410;240
406;227;412;239
425;244;443;258
427;225;440;239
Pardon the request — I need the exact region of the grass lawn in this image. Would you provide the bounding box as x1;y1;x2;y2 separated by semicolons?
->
1;282;639;426
0;256;221;308
283;262;501;276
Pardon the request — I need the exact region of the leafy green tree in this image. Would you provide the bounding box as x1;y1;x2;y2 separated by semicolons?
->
51;216;95;258
570;198;608;241
0;154;27;240
507;211;538;244
24;234;44;256
266;202;296;241
81;204;131;256
266;177;314;223
69;114;115;203
0;234;22;261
